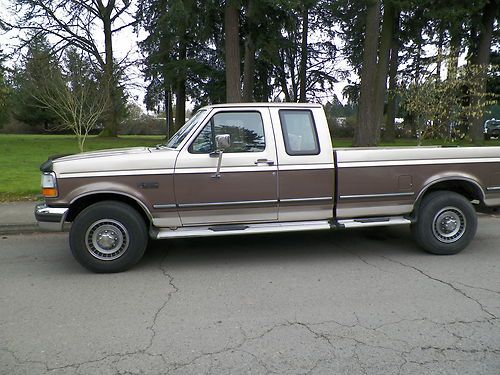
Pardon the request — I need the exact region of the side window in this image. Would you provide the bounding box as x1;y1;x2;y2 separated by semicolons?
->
190;111;266;153
279;110;320;155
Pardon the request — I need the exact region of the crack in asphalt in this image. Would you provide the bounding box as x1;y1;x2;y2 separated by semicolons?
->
354;253;393;274
3;250;499;374
142;308;500;374
144;253;180;352
5;252;181;374
380;255;498;319
161;319;415;375
454;281;500;296
0;347;50;372
237;349;276;374
4;312;499;375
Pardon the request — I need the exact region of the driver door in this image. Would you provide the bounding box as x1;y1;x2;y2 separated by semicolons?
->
174;108;278;226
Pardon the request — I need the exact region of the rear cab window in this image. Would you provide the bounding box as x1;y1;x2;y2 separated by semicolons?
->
279;110;320;155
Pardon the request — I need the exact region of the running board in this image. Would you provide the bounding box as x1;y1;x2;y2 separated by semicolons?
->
335;216;411;229
151;216;412;240
152;220;331;239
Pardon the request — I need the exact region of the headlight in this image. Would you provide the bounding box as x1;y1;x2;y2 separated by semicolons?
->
41;172;58;198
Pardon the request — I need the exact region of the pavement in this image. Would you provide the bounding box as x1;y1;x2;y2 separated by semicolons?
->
0;201;40;234
1;217;499;374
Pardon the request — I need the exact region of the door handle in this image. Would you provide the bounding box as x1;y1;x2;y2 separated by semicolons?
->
254;159;274;166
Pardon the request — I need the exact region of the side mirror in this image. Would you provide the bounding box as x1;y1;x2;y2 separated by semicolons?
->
211;134;231;179
215;134;231;151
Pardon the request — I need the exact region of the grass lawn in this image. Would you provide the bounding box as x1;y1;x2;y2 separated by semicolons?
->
0;134;163;201
0;134;499;201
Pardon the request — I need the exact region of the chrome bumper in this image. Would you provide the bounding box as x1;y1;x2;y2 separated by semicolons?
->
35;203;69;231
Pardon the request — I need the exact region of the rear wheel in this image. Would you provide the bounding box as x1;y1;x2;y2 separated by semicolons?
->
69;201;148;272
411;191;477;255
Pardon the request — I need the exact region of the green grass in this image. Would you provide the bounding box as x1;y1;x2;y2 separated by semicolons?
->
0;134;499;201
0;134;163;201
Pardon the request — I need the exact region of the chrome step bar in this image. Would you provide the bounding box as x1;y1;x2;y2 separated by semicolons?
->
152;220;331;239
151;216;412;240
336;216;411;229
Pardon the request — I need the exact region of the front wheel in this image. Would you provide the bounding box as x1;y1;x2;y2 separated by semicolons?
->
411;191;477;255
69;201;148;272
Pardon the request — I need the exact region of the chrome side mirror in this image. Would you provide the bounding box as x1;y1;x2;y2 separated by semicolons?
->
212;134;231;179
215;134;231;150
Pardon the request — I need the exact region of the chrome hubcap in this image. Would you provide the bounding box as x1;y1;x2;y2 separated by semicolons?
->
432;207;466;243
85;219;129;260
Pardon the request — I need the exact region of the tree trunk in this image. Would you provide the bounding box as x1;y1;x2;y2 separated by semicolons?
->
278;50;291;101
242;40;255;102
225;1;241;103
448;27;464;137
175;81;186;132
354;0;381;146
286;42;298;101
436;28;443;80
100;13;118;137
299;2;308;103
447;25;462;80
471;0;497;145
383;21;400;143
164;87;173;140
373;0;397;141
242;0;255;102
175;40;187;132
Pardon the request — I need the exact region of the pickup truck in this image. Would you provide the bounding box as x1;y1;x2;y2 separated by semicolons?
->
35;103;500;272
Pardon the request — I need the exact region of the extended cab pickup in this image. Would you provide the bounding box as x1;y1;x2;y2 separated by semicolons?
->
35;103;500;272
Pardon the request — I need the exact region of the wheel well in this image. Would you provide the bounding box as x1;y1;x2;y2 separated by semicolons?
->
413;179;484;217
66;193;151;225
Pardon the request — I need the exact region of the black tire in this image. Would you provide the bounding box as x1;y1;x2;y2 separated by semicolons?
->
411;191;477;255
484;134;491;141
69;201;148;273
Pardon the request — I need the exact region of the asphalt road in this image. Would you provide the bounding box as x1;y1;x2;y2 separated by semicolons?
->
1;216;499;375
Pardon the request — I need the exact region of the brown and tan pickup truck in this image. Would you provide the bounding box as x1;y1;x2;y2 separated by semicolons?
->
35;103;500;272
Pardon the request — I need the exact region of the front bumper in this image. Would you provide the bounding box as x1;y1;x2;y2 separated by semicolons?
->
35;203;69;231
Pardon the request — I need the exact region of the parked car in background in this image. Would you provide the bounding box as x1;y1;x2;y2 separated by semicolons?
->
484;118;500;140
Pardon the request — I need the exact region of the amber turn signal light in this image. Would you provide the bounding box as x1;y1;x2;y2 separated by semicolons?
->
42;187;58;198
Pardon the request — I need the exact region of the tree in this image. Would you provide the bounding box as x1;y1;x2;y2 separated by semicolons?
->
242;0;256;102
383;26;400;142
10;36;60;129
0;52;11;128
139;0;226;131
372;0;398;141
470;0;498;144
11;0;136;136
400;61;496;143
224;0;241;102
30;48;108;151
354;0;381;146
258;0;340;103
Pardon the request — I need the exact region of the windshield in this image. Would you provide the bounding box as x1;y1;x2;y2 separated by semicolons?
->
164;109;208;149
